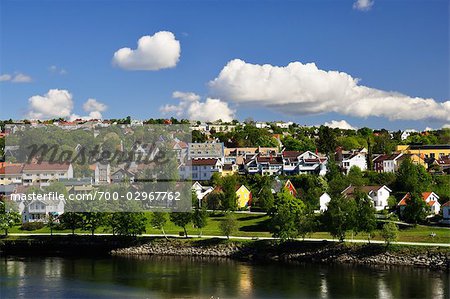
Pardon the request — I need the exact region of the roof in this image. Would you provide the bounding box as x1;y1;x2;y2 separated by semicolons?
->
0;164;23;175
256;156;283;164
342;185;390;197
22;162;71;172
282;151;303;158
190;158;220;166
398;192;439;206
442;201;450;207
409;144;450;150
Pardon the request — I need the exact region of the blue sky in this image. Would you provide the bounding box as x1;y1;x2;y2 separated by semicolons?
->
0;0;448;130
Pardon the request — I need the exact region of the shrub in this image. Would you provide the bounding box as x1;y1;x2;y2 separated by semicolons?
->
20;222;45;231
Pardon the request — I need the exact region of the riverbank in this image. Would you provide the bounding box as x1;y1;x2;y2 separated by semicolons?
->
111;238;450;271
1;235;448;271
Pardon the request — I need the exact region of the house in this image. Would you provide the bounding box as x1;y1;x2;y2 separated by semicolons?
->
180;158;223;181
335;148;367;173
59;177;93;195
441;201;450;224
94;162;111;184
187;142;224;161
18;199;65;223
0;164;23;185
224;147;279;165
221;164;239;176
401;129;417;140
271;178;297;196
282;151;327;176
111;168;135;183
192;181;214;202
244;155;284;176
342;185;392;211
22;162;73;186
397;144;450;160
398;192;441;215
319;192;331;212
236;185;252;208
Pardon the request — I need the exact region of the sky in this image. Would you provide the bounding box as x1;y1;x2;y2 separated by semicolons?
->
0;0;449;130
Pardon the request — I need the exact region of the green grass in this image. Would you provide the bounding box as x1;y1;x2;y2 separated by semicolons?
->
7;212;450;244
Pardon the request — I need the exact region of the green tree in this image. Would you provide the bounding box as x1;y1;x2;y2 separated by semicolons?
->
402;192;429;224
114;212;147;236
257;187;275;211
47;213;57;236
170;212;192;238
221;175;238;211
150;212;168;239
59;212;83;235
381;222;398;246
192;207;208;236
298;211;317;240
269;190;306;241
219;212;238;239
354;191;377;242
324;195;356;241
0;201;20;236
82;212;105;236
317;126;337;154
396;158;432;193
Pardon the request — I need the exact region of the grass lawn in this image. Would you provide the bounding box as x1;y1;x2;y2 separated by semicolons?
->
7;212;450;244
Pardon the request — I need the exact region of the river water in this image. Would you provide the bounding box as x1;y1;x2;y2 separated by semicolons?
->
0;255;448;298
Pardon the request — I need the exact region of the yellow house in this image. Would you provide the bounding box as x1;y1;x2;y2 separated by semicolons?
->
397;145;450;160
221;164;238;177
236;185;252;208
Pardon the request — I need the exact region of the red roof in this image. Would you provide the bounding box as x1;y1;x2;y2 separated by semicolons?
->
0;164;23;175
22;162;71;172
442;201;450;207
282;151;303;158
190;159;219;166
398;192;437;206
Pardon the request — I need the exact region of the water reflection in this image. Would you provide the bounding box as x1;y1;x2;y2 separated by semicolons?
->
0;256;448;298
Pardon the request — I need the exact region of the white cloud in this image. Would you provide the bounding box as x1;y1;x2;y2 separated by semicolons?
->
26;89;107;120
353;0;374;11
0;74;12;81
27;89;74;119
443;124;450;129
83;98;107;113
112;31;180;71
160;91;235;122
209;59;450;123
172;91;201;102
0;73;32;83
323;120;357;130
49;65;67;75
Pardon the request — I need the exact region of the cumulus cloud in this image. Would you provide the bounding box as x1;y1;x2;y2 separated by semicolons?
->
323;120;357;130
112;31;180;70
353;0;374;11
443;124;450;129
26;89;107;120
83;98;107;113
209;59;450;123
0;73;32;83
27;89;74;119
160;91;235;122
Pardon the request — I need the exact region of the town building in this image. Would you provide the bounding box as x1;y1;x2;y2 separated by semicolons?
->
342;185;392;211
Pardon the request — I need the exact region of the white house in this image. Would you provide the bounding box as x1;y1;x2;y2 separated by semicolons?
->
22;162;73;187
401;129;417;140
341;153;367;173
18;199;65;223
282;151;328;176
0;164;23;185
180;159;223;181
342;185;392;211
94;162;111;184
192;181;214;202
398;192;441;215
319;193;331;212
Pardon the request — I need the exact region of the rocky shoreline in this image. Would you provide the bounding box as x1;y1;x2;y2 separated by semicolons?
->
111;239;450;271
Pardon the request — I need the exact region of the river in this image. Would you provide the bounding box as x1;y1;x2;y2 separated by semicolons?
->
0;256;448;298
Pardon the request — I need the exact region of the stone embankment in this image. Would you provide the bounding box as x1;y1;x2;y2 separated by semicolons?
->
111;239;450;271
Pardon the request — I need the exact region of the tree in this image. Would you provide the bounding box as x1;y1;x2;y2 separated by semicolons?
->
317;126;337;154
0;201;20;236
170;212;192;238
269;190;306;241
150;212;168;239
114;212;147;236
257;187;275;211
402;192;429;224
192;207;208;236
82;212;105;236
221;175;238;211
219;212;238;239
347;166;366;187
396;158;431;193
47;213;57;236
59;212;83;235
324;195;356;241
381;222;398;246
354;192;377;242
298;211;317;240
